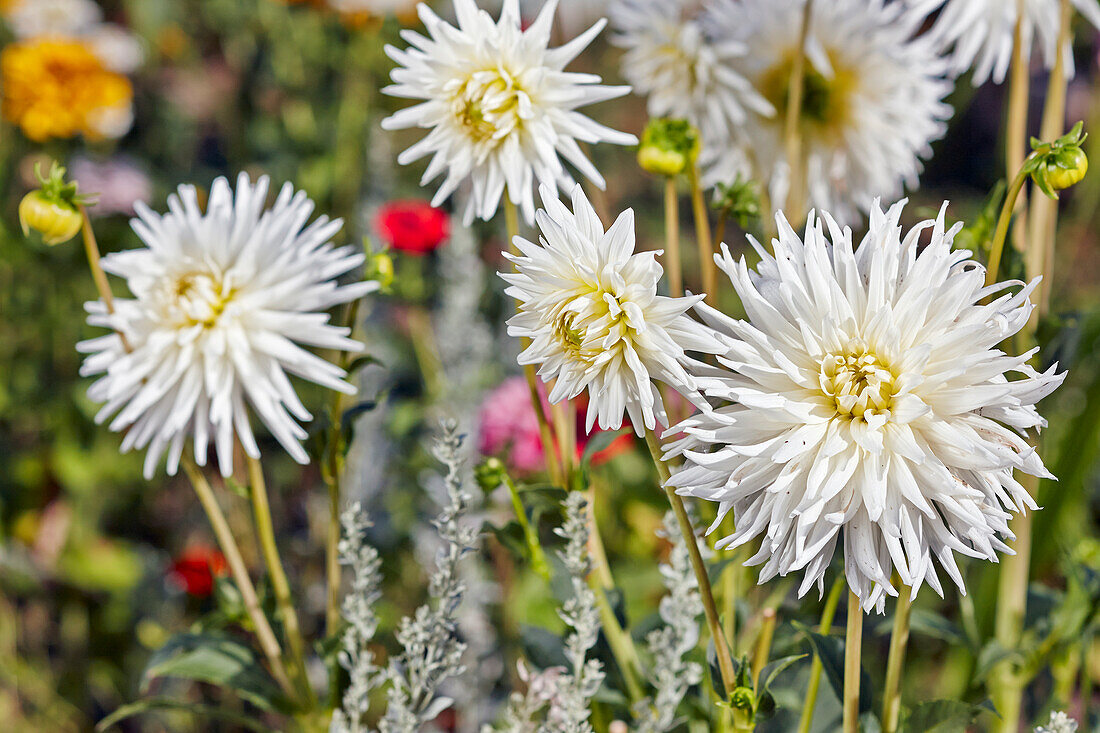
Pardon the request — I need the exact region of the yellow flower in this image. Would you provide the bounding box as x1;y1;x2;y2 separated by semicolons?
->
1;38;133;142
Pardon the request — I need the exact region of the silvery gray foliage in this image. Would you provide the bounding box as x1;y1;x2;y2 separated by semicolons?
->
634;512;705;733
482;662;567;733
541;492;604;733
380;422;480;733
331;503;384;733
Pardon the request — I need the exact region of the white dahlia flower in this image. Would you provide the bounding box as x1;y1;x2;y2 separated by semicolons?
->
381;0;637;226
704;0;953;223
904;0;1100;85
2;0;101;38
608;0;772;163
77;174;378;479
502;184;723;434
665;200;1065;612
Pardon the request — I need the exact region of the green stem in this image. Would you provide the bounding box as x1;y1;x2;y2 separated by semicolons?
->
882;586;913;733
665;177;683;298
843;589;863;733
325;297;361;637
1006;8;1031;255
986;163;1034;289
246;455;315;708
688;163;717;304
797;575;844;733
502;473;550;579
181;457;297;704
78;206;132;353
590;580;646;705
752;607;777;684
504;197;565;486
644;427;736;697
783;0;814;224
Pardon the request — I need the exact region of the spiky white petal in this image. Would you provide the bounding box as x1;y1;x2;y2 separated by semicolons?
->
704;0;953;224
77;174;378;479
608;0;773;170
502;184;723;435
666;200;1065;612
381;0;637;226
903;0;1100;85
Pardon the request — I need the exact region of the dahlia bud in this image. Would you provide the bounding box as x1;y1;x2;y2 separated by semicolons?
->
713;175;763;229
1028;121;1089;199
1040;146;1088;191
366;250;395;293
19;162;87;246
637;118;700;177
474;456;509;494
730;686;756;712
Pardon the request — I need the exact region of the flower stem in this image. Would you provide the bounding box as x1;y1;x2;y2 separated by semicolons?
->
245;455;315;707
882;586;913;733
502;472;550;579
504;197;565;487
324;296;361;637
689;163;718;304
664;177;683;297
551;399;575;483
752;606;777;684
1005;8;1030;255
797;575;844;733
783;0;814;224
1027;0;1072;315
994;4;1071;727
180;456;298;705
78;206;132;352
843;588;863;733
986;161;1034;288
643;426;736;697
590;566;647;705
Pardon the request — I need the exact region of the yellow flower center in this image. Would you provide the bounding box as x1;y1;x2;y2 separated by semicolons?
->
553;311;586;356
819;341;897;421
759;48;856;141
156;271;233;328
453;67;527;144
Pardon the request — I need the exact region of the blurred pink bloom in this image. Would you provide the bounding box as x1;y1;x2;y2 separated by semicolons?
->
69;156;152;217
478;376;635;474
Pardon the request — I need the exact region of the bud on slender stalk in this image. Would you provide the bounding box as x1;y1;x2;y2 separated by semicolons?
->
1027;120;1089;199
19;162;90;246
637;118;700;177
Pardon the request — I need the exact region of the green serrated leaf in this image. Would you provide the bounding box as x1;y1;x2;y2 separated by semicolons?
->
95;697;274;732
902;699;992;732
793;621;873;714
142;633;292;713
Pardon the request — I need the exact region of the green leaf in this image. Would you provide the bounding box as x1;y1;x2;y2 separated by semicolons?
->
345;354;383;377
96;697;274;732
901;699;992;732
142;633;292;713
579;428;629;473
974;639;1022;682
793;621;873;713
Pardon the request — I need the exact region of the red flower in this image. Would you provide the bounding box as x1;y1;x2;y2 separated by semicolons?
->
168;546;228;598
375;200;450;255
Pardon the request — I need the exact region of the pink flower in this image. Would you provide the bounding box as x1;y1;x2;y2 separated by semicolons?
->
478;376;634;475
69;156;152;217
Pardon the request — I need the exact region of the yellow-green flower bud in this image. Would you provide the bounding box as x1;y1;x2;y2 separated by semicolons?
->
1027;121;1089;199
474;457;508;494
1042;146;1088;191
730;686;756;712
20;190;83;246
637;118;700;177
19;161;88;246
367;250;395;293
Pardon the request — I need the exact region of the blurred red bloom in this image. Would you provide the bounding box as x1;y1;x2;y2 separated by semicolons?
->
375;200;450;255
168;546;228;598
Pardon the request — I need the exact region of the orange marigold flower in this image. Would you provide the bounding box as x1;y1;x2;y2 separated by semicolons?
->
1;38;133;142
